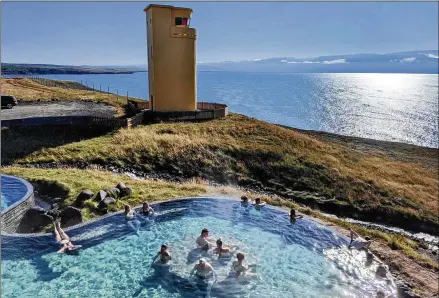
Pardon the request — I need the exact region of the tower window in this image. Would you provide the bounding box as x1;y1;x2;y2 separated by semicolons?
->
175;17;188;26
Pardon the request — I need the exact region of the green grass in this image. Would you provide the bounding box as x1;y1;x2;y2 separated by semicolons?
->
1;166;206;221
12;114;438;232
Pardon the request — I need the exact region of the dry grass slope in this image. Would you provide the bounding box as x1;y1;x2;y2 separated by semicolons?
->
14;114;438;230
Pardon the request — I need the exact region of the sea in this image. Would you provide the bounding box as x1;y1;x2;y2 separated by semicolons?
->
35;72;438;148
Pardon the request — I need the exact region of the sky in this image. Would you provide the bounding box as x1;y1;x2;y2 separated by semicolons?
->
1;1;438;66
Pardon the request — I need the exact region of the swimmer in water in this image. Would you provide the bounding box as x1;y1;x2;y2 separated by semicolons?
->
196;228;214;251
124;204;141;232
214;238;237;258
190;258;216;280
240;196;252;206
151;244;172;266
141;202;154;216
348;228;372;250
53;220;81;254
189;258;217;296
254;198;266;208
229;253;257;279
289;208;303;223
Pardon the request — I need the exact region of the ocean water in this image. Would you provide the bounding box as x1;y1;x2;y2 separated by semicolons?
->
36;72;438;148
1;198;396;298
1;175;29;211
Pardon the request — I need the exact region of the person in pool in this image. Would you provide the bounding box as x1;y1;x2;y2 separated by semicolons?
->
54;220;81;254
348;228;372;250
240;196;252;206
190;258;215;280
376;290;391;298
124;204;141;232
196;228;214;251
289;208;303;222
141;202;154;216
151;244;172;266
254;198;266;208
214;238;236;258
229;253;257;279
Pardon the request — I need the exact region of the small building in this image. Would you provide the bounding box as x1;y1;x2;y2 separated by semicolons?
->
144;4;197;112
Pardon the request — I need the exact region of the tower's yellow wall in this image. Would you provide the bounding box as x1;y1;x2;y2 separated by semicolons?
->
145;5;197;112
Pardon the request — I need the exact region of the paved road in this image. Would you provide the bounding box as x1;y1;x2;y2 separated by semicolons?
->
1;101;116;120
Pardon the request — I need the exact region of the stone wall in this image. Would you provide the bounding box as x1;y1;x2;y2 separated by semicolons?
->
1;178;35;234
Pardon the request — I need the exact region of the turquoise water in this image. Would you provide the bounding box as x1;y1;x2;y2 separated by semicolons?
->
1;175;29;211
1;198;396;297
33;72;438;148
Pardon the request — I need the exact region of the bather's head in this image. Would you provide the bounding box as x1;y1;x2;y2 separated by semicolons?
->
161;244;168;252
290;209;296;217
255;198;261;204
241;196;249;203
236;252;245;262
216;238;223;248
143;202;150;210
376;291;386;298
201;228;209;237
124;205;131;214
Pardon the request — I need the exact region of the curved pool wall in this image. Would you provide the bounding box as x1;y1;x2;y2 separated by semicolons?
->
2;197;397;298
1;174;35;233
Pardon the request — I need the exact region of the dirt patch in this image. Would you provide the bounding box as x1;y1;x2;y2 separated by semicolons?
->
1;101;116;120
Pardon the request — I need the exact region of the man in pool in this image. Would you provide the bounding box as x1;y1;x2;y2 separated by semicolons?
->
141;202;154;216
151;244;172;266
348;228;372;250
196;228;214;251
189;258;217;297
53;220;81;254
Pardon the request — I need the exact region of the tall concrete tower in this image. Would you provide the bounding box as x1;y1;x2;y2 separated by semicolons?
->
144;4;197;112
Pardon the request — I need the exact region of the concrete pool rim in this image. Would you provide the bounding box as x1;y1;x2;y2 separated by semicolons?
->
1;196;351;244
1;174;34;216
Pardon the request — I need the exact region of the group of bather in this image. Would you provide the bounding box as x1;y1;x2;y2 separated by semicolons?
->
53;197;393;297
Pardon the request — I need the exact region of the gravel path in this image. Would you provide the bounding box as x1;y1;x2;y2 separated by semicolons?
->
1;101;116;120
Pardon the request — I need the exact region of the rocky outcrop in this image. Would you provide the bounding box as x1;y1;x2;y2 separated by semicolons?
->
98;197;116;211
60;206;83;228
73;189;94;208
116;182;132;197
17;207;53;233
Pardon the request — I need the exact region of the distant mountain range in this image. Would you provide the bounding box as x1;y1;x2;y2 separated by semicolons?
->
2;50;438;74
197;50;439;74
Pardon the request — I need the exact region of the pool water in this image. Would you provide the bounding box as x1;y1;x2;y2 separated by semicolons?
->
1;175;30;211
1;198;396;298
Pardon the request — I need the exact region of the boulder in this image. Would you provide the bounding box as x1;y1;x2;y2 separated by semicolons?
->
17;207;53;233
104;188;120;199
60;206;83;228
73;189;94;208
96;190;108;201
116;182;132;197
98;197;117;210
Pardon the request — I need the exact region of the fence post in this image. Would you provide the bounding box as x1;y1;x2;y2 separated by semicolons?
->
107;87;110;94
100;85;101;92
117;89;119;102
126;91;128;103
93;84;95;92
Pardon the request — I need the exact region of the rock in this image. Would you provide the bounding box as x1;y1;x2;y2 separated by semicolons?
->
98;197;117;210
396;280;421;298
116;182;132;197
17;207;54;233
104;188;120;199
73;189;94;207
60;206;83;228
47;209;61;219
51;203;59;210
96;190;108;201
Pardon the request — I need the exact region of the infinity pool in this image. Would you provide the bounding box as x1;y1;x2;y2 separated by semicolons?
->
1;175;31;211
1;198;396;298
